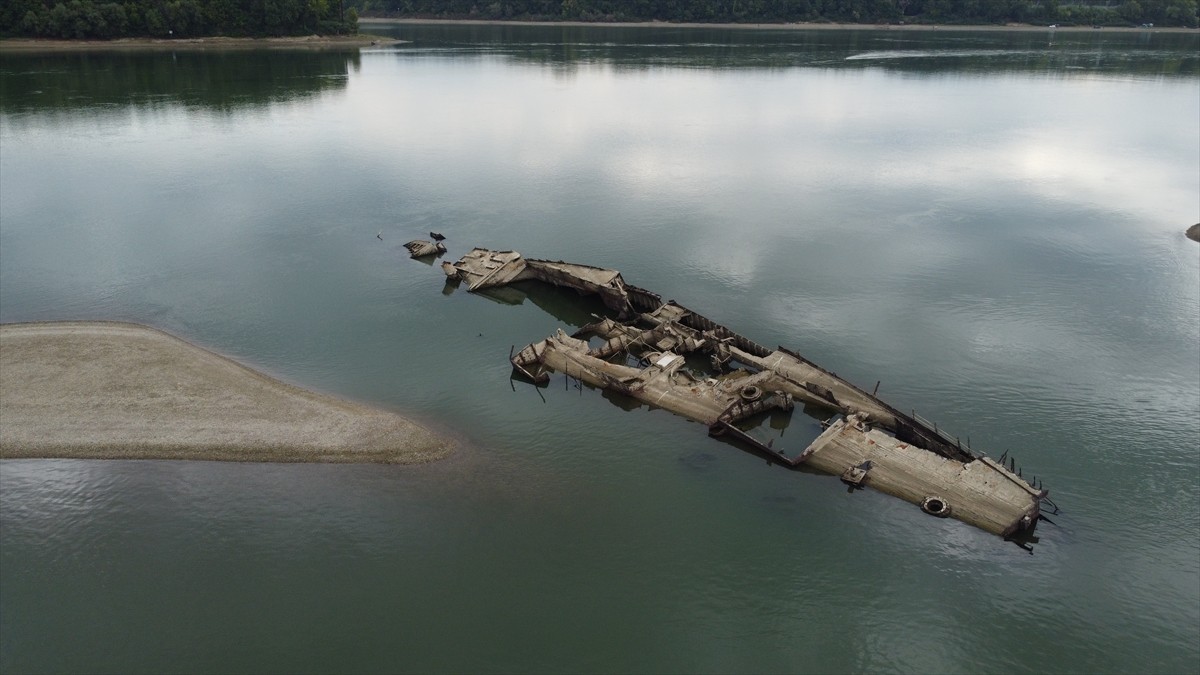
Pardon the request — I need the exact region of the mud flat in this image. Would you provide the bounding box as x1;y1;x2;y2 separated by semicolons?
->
0;321;453;463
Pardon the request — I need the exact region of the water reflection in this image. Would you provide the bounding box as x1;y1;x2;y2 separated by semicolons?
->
475;280;615;327
1;27;1197;671
368;22;1199;76
0;49;361;117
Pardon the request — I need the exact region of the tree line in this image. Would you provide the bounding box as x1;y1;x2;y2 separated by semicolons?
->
1;0;359;39
354;0;1197;26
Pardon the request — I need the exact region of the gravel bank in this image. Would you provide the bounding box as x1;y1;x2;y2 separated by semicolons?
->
0;322;454;463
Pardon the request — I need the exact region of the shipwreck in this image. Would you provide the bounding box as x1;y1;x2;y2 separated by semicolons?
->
428;246;1055;542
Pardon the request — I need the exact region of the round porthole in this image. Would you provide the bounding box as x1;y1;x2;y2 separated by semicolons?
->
739;385;762;402
921;496;951;518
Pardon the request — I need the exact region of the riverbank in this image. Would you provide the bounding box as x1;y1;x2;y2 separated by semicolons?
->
360;17;1198;33
4;21;1190;51
0;322;454;463
0;34;402;51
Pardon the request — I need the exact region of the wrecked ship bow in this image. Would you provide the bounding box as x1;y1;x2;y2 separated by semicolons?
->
438;247;1055;542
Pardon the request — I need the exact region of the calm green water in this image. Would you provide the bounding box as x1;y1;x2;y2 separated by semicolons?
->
2;24;1198;674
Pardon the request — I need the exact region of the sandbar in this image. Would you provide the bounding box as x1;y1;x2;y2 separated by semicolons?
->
0;321;454;463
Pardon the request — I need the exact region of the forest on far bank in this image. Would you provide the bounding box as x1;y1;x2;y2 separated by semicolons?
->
355;0;1197;27
1;0;358;39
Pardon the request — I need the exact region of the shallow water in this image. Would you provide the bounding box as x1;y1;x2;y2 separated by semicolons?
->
1;24;1198;673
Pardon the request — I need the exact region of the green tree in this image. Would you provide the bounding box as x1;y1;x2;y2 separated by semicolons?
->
1119;0;1143;21
1164;0;1198;25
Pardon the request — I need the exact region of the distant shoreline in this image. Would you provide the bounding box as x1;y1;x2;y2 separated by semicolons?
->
2;21;1192;51
360;17;1198;33
0;321;455;464
0;35;403;51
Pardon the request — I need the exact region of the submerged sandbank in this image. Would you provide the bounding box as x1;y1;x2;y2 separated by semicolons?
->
0;321;454;463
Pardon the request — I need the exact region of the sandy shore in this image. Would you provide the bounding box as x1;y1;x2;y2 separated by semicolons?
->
0;35;403;51
0;322;454;463
361;17;1198;33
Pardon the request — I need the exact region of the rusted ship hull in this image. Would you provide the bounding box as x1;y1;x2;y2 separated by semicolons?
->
440;247;1050;540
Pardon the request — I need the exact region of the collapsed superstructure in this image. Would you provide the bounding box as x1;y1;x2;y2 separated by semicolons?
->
438;247;1053;540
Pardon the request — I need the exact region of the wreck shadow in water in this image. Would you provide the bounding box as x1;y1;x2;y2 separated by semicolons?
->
474;280;618;328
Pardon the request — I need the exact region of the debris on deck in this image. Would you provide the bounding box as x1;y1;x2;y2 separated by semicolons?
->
437;247;1053;541
442;248;633;313
404;239;447;258
511;329;795;429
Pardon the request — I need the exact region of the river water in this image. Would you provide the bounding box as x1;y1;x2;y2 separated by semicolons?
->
1;24;1197;673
